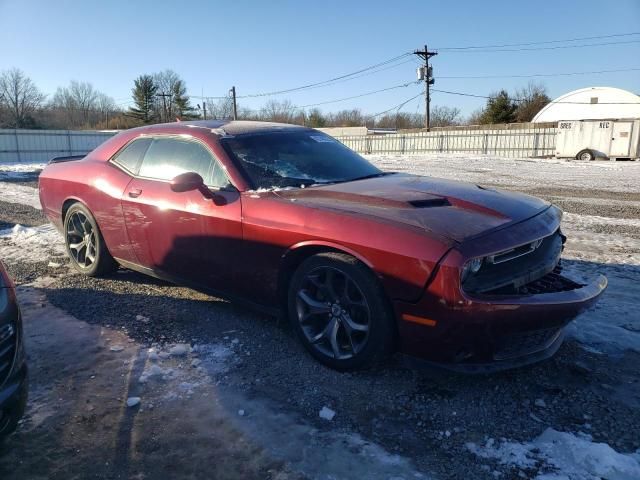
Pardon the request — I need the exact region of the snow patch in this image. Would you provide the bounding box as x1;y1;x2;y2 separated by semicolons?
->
467;428;640;480
169;343;190;356
139;363;174;383
319;406;336;421
0;161;46;170
0;224;65;263
365;154;640;193
0;182;41;209
0;161;45;179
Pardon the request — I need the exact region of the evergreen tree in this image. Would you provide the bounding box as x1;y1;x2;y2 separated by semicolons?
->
480;90;516;124
171;79;197;120
307;108;327;127
129;75;157;123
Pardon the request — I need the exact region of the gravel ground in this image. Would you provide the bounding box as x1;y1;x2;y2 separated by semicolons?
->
1;156;639;479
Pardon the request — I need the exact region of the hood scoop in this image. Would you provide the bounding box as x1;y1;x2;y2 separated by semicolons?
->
408;198;450;208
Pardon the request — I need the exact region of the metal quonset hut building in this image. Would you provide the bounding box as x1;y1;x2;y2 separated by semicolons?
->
532;86;640;122
533;87;640;160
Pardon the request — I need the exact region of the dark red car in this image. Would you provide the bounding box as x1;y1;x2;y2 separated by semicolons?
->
0;260;27;439
39;121;606;371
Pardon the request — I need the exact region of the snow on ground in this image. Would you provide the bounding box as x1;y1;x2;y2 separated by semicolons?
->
366;154;640;193
0;161;45;180
0;182;41;209
467;428;640;480
0;224;65;263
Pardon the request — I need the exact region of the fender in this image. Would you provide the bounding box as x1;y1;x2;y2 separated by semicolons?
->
283;239;375;271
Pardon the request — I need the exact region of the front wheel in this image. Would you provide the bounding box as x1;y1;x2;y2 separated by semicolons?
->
64;203;117;277
288;252;395;370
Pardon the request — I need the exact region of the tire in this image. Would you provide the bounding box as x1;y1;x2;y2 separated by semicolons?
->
576;149;595;161
287;252;395;370
0;378;27;442
64;203;117;277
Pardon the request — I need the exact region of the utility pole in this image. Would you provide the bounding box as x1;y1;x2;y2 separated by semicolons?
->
230;86;238;120
156;92;172;122
414;45;437;131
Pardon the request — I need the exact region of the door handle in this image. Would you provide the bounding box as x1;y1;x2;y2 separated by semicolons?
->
128;188;142;198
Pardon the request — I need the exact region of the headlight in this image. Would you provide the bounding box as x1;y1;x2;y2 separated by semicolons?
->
461;257;483;283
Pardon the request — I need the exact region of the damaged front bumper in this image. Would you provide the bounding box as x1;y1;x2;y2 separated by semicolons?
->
395;271;606;372
393;206;607;372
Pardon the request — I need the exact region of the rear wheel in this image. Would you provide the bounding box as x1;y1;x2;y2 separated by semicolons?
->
64;203;117;276
288;252;395;370
576;149;595;161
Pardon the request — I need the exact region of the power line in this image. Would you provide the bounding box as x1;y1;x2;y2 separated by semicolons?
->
371;91;424;118
432;88;640;104
436;32;640;50
237;52;413;98
298;81;420;108
439;67;640;79
440;39;640;53
191;54;415;101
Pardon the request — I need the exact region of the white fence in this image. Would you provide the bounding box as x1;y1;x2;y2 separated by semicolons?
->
0;129;117;163
0;126;558;163
336;126;557;158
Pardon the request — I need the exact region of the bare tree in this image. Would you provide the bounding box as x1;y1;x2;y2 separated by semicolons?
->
513;82;550;123
430;106;461;128
152;70;195;120
52;81;102;127
260;99;296;123
0;68;45;128
374;112;424;129
466;108;485;125
95;93;117;126
205;97;236;120
327;109;364;127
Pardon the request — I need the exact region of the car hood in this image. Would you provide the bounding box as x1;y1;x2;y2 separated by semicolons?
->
274;173;550;244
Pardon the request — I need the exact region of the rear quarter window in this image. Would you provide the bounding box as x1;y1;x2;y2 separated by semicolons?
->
111;137;152;174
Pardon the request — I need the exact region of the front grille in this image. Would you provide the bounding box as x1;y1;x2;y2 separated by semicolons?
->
0;323;16;384
494;327;563;361
516;267;584;294
463;231;564;294
484;265;584;296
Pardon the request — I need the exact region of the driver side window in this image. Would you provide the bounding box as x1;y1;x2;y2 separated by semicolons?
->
139;137;230;188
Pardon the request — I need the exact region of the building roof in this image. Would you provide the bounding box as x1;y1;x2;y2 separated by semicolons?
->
532;87;640;123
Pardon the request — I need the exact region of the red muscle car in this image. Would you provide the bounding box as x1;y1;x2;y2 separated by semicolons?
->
38;121;607;371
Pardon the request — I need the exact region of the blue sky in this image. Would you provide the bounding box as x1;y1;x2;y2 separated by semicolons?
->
1;0;639;118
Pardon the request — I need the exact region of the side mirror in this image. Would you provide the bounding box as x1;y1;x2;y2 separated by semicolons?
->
170;172;205;193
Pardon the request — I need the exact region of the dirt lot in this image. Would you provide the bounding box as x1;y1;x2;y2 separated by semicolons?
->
0;155;639;479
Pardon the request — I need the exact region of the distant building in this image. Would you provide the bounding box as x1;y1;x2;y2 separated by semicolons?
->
532;87;640;123
316;126;368;137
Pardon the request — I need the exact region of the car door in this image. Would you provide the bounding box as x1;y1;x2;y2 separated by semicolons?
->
121;135;242;291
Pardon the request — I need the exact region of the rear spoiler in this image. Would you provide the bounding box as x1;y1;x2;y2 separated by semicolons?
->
48;155;86;164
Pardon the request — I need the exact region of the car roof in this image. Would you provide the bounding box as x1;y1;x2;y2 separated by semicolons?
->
126;120;311;136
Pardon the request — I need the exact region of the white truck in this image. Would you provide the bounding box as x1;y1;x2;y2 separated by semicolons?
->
555;118;640;161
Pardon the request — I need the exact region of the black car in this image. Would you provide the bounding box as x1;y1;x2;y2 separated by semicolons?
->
0;261;27;440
